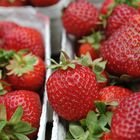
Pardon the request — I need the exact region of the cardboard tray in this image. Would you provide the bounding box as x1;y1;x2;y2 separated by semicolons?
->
0;7;51;140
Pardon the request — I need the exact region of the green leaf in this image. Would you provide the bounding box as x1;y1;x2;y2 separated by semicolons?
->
13;121;36;135
96;74;107;83
14;133;30;140
0;70;2;79
65;131;74;139
79;131;89;140
93;59;107;74
106;101;119;107
95;102;106;114
0;131;10;140
77;53;93;67
9;106;23;124
0;49;15;68
69;123;85;139
60;51;70;64
106;112;113;126
92;123;103;136
67;64;76;69
86;111;98;133
98;115;110;132
80;119;86;127
47;64;61;70
0;120;7;132
0;104;7;121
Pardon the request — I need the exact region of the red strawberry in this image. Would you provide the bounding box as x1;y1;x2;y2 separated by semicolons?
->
0;90;42;139
78;32;102;60
106;4;138;37
101;132;112;140
111;93;140;140
0;21;18;37
101;14;140;77
3;26;45;59
47;52;100;121
30;0;59;6
62;0;99;37
100;86;132;104
6;52;46;91
78;43;98;60
0;0;27;6
100;0;114;15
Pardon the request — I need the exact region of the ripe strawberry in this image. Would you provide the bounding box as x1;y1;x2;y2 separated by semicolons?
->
30;0;59;6
0;21;18;37
100;86;132;104
101;132;112;140
3;26;45;59
111;93;140;140
101;14;140;77
78;43;98;60
47;52;100;121
0;0;27;6
106;4;138;37
0;90;42;139
78;32;102;60
6;52;46;91
100;0;114;15
62;0;99;37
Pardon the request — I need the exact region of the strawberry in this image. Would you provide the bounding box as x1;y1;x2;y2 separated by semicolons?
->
0;21;18;38
0;0;27;6
106;4;138;37
111;93;140;140
100;0;114;15
62;0;99;37
30;0;59;7
6;52;46;91
78;32;102;60
101;132;112;140
78;43;98;60
0;90;41;139
3;26;45;59
101;14;140;77
100;86;132;104
47;52;100;121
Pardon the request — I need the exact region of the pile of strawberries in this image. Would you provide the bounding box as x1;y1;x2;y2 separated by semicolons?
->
0;21;46;139
0;0;59;7
47;0;140;140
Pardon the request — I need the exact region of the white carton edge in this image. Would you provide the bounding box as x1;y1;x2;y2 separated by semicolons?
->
37;16;51;140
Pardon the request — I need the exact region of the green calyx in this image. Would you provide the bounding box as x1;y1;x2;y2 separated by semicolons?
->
77;53;107;83
0;49;15;68
6;51;38;77
48;51;76;70
79;32;103;51
0;105;36;140
0;81;10;96
65;102;113;140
